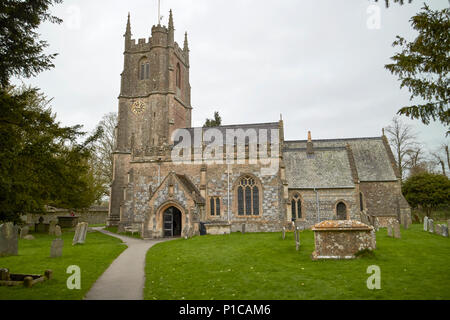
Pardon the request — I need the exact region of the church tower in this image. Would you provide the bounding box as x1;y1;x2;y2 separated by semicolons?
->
108;10;192;226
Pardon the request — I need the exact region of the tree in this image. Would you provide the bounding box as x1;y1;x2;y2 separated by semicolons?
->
0;0;63;87
203;111;222;128
402;172;450;217
385;5;450;135
91;112;118;199
0;87;103;223
431;143;449;176
385;116;419;181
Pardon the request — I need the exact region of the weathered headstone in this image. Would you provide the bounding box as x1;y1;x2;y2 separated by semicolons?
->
48;221;57;236
393;222;401;239
282;227;285;240
428;219;434;233
387;224;393;237
423;216;429;231
0;223;19;257
242;224;245;235
435;224;442;236
54;225;62;238
442;225;449;237
50;239;63;258
402;214;411;229
20;226;29;239
295;227;300;251
72;222;88;245
23;235;35;240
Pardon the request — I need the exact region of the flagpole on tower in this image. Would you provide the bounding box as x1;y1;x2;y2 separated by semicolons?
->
158;0;161;25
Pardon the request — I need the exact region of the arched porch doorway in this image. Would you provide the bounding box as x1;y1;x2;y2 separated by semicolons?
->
163;206;182;237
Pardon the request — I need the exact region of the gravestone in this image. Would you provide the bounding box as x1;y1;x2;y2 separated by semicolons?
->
20;226;29;239
387;225;393;237
54;226;62;238
23;235;35;240
242;224;245;235
402;214;411;229
423;216;429;231
393;222;401;239
428;219;434;233
282;227;285;240
295;227;300;251
435;224;442;236
50;239;63;258
48;221;57;236
72;222;88;245
0;223;19;257
442;225;449;237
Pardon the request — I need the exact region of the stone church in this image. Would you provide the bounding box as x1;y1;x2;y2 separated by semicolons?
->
108;11;411;238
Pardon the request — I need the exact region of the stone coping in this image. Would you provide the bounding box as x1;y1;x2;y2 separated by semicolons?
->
311;220;373;231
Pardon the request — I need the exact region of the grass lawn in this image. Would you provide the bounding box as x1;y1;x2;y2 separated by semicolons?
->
0;230;126;300
145;224;450;300
104;226;142;239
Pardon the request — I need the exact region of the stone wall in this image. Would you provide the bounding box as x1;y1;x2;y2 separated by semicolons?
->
22;207;108;226
288;188;359;229
359;181;410;218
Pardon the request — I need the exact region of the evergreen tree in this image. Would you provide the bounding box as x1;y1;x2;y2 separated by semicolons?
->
385;5;450;135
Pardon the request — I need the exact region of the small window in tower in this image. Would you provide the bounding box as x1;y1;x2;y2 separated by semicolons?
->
176;63;181;89
145;63;150;79
140;63;145;80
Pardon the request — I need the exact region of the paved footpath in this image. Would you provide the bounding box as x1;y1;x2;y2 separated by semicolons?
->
84;228;168;300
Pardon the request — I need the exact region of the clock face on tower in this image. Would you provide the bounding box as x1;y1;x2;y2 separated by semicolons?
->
131;100;146;115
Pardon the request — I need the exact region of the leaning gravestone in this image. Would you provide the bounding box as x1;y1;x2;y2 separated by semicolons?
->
20;226;29;239
48;221;57;236
72;222;88;245
393;222;401;239
428;219;434;233
0;223;19;257
423;216;429;231
282;227;285;240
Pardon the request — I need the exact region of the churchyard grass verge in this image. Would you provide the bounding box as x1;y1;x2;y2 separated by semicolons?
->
105;226;142;239
145;224;450;300
0;231;126;300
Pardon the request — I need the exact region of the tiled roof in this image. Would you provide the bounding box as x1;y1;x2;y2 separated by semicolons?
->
284;137;398;182
283;146;355;189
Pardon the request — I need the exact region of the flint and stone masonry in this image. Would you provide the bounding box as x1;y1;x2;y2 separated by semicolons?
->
108;11;411;239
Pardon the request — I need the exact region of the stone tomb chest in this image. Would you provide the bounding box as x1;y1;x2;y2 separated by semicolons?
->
311;220;375;260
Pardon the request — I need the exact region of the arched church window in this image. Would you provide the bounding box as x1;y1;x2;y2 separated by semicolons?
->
291;193;302;220
236;176;260;216
176;63;181;88
336;202;347;220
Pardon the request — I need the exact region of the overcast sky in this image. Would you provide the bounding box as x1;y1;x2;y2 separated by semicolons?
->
20;0;448;151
